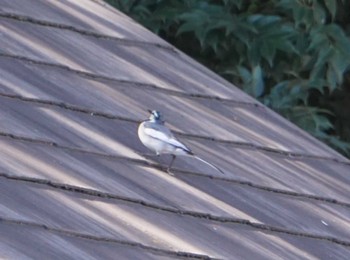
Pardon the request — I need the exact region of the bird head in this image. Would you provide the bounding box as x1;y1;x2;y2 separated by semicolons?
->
148;110;164;124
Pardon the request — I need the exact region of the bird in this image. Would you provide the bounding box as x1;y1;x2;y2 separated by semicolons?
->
138;110;225;175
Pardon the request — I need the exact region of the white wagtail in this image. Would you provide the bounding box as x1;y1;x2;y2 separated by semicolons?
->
138;110;224;175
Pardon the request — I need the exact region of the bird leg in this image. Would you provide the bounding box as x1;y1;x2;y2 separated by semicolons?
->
166;155;176;175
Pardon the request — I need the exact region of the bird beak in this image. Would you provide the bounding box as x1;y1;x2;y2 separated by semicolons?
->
147;109;152;114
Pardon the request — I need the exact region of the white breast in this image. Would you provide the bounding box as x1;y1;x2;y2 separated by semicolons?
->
138;122;165;154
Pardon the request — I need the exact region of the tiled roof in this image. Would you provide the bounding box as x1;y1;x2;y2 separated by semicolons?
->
1;0;350;259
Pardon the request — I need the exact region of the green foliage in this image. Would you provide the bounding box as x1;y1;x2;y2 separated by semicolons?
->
106;0;350;157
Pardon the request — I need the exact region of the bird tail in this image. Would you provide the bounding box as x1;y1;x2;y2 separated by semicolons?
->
193;155;225;174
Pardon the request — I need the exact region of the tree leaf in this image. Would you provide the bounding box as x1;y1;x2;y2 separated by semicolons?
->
324;0;337;20
308;28;328;51
247;41;261;65
326;66;338;91
261;40;276;67
177;21;199;35
237;66;251;85
329;50;349;85
251;65;264;97
313;0;327;24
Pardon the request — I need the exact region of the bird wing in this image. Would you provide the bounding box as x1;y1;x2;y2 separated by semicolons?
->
144;127;191;152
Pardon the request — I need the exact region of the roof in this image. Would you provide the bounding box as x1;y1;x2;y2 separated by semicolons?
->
1;0;350;259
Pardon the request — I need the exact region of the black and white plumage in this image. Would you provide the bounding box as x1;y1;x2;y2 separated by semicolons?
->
138;110;224;174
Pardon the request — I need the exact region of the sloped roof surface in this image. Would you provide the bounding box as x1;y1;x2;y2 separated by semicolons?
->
1;0;350;259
